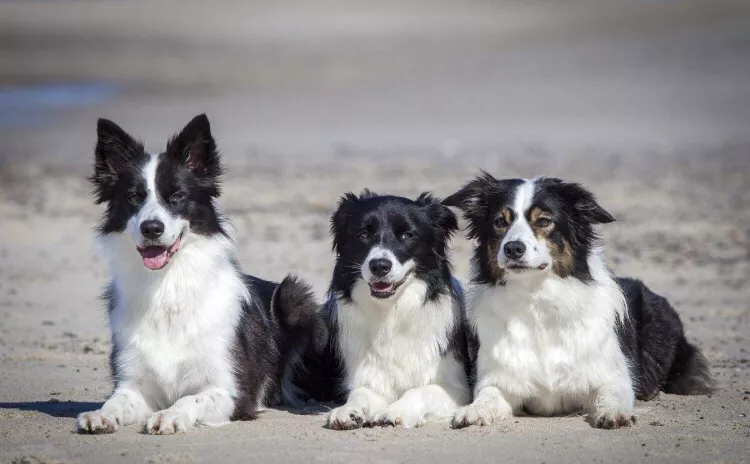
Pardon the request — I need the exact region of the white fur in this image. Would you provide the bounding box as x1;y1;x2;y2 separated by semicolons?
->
78;153;248;434
454;249;634;428
498;178;552;270
361;246;414;284
128;154;187;248
327;266;470;429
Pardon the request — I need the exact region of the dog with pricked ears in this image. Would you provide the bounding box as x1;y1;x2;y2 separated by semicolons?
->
444;173;713;430
78;114;326;435
295;190;477;429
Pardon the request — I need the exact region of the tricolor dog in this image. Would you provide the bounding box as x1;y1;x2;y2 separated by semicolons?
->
444;174;712;429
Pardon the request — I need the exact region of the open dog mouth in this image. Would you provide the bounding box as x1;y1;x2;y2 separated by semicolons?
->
137;234;182;270
369;273;410;299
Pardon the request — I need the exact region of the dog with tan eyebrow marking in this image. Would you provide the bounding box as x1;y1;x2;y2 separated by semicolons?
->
444;173;713;430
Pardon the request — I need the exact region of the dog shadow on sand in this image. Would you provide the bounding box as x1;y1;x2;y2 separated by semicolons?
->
0;401;102;418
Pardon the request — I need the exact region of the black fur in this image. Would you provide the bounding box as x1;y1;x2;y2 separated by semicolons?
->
92;114;326;421
231;275;326;419
446;173;712;400
616;278;713;399
102;273;325;420
296;191;477;403
92;114;225;237
443;172;614;284
330;191;459;302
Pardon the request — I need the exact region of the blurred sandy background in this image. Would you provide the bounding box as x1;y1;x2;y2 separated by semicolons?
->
0;1;749;463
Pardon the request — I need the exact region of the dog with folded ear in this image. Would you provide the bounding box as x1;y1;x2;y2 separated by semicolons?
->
444;174;712;430
78;114;326;434
295;190;477;429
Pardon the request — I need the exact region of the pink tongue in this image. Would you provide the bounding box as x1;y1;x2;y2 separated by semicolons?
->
139;247;169;270
372;282;393;291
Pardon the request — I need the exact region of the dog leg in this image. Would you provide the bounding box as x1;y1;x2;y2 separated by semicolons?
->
77;386;152;434
369;382;468;428
326;387;388;430
591;382;636;429
144;388;234;435
452;386;515;429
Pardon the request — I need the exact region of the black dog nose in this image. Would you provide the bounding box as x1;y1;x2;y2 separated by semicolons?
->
140;219;164;239
369;258;392;277
504;241;526;260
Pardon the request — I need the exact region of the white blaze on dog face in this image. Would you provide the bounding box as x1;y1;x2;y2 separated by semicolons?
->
445;174;617;283
361;246;415;283
127;154;188;249
120;153;189;271
496;179;553;273
91;114;225;272
361;246;415;299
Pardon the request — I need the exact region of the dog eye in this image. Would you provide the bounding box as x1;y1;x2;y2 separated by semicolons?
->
169;192;185;204
400;231;414;241
359;230;371;241
128;193;143;205
493;216;506;228
536;218;553;227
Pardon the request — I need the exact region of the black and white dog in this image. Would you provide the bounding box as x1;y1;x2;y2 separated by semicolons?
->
316;190;476;429
77;114;325;434
444;173;712;429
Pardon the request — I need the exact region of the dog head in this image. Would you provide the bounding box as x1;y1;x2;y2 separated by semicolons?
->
444;173;614;284
329;190;458;301
90;114;224;271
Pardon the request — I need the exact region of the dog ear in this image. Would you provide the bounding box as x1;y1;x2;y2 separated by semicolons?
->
166;114;222;188
442;171;498;239
558;181;615;224
416;192;459;235
90;118;144;204
330;192;360;254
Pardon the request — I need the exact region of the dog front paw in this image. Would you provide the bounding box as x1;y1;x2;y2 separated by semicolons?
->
77;410;120;434
145;410;191;435
326;406;366;430
368;407;420;428
452;404;502;429
594;411;636;429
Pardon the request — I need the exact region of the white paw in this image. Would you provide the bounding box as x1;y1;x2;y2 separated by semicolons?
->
145;410;192;435
77;410;120;434
594;410;636;429
368;406;421;428
326;406;366;431
452;404;502;429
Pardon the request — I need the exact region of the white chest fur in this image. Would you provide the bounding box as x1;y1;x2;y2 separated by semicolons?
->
336;279;463;402
101;233;246;409
471;255;632;415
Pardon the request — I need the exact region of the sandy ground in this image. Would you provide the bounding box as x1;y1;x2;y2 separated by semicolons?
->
1;1;750;463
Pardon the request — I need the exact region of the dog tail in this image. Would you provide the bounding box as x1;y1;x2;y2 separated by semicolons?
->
272;275;328;354
272;275;328;407
664;337;714;395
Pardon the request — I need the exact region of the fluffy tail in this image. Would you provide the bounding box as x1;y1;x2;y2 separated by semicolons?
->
272;275;327;349
664;337;714;395
272;275;328;407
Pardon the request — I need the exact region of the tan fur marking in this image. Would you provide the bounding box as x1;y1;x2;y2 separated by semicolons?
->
487;238;506;282
528;207;574;277
489;212;509;283
529;207;544;223
502;208;512;226
549;237;575;278
529;208;554;240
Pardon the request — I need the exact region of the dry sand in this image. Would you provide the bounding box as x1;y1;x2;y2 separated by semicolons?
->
1;1;749;463
1;147;749;464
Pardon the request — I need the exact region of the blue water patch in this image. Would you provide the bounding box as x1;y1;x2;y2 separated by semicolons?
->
0;82;118;129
